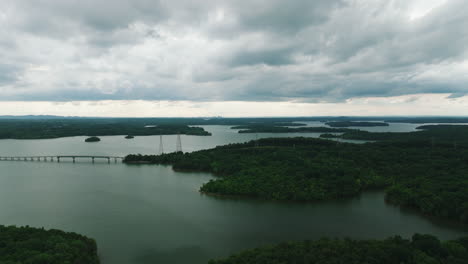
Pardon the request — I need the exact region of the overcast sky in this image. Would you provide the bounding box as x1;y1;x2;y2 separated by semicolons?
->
0;0;467;116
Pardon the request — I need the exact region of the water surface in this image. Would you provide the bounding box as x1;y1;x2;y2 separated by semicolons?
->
0;125;466;264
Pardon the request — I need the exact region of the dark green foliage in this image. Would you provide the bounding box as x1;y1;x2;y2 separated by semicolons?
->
325;121;389;127
319;133;341;139
236;126;353;134
85;136;100;142
208;234;468;264
0;119;210;139
340;125;468;147
125;132;468;223
0;225;99;264
383;117;468;124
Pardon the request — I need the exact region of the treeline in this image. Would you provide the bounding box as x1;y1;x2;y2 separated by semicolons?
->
236;126;353;134
0;225;99;264
0;119;210;139
231;123;307;129
339;125;468;147
124;133;468;224
209;234;468;264
325;121;389;127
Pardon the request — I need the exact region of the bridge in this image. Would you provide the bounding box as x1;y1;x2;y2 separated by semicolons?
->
0;155;124;163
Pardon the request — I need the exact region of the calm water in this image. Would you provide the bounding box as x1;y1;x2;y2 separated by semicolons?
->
0;125;467;264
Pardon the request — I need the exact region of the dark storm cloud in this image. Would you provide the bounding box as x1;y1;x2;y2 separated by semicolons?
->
227;47;296;66
231;0;346;34
0;64;20;85
0;0;467;102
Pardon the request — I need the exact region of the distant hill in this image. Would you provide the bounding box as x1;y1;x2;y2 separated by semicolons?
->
0;115;86;119
1;115;468;124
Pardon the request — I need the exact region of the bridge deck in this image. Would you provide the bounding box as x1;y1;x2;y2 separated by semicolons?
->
0;155;124;163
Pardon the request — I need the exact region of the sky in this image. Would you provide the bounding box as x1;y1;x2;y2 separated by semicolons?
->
0;0;467;117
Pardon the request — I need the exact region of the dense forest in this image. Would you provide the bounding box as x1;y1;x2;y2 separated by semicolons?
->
0;119;210;139
0;225;99;264
209;234;468;264
325;121;389;127
124;126;468;224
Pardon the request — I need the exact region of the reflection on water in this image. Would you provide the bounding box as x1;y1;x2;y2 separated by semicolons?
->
135;246;208;264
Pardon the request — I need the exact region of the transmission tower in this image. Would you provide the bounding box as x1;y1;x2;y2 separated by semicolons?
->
176;134;182;152
158;135;164;155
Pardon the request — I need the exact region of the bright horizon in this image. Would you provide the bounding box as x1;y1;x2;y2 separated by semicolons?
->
1;0;467;116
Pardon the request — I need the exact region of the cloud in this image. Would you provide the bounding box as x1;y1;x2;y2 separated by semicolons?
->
0;0;467;103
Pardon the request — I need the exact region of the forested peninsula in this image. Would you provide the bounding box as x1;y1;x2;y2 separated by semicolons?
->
336;125;468;146
235;126;352;134
0;119;210;139
125;126;468;224
209;234;468;264
0;225;99;264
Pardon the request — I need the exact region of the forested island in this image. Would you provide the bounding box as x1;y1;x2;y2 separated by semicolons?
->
125;125;468;224
0;225;99;264
85;136;101;142
0;119;210;139
325;121;389;127
209;234;468;264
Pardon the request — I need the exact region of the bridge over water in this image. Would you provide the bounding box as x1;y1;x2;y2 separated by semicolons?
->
0;155;124;163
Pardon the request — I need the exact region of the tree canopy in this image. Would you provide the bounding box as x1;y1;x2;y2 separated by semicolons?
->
209;234;468;264
0;225;99;264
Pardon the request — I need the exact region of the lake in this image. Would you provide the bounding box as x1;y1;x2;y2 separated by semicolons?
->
0;125;467;264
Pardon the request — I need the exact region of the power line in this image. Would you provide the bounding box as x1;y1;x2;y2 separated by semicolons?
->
176;134;182;152
158;135;164;155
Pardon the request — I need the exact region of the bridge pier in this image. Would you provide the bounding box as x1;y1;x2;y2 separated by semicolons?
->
92;157;95;163
72;157;75;163
57;157;60;163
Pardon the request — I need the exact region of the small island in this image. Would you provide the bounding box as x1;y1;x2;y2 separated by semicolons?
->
325;121;389;127
85;136;101;142
125;135;134;139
